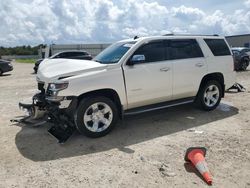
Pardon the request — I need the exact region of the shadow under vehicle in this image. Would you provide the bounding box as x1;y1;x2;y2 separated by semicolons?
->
14;102;238;161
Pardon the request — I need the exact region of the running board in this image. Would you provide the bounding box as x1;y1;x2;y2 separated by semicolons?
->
124;98;194;116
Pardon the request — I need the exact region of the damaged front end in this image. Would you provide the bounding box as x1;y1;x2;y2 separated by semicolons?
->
13;81;77;143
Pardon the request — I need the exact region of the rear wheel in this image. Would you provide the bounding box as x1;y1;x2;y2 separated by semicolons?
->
0;69;3;76
195;80;222;111
75;96;118;137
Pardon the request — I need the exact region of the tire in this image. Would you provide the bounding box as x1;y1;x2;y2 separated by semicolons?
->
75;96;119;138
195;80;222;111
0;69;3;76
240;58;249;71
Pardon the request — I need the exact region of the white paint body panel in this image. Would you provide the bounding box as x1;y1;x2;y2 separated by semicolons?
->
123;61;173;109
36;35;236;111
37;58;128;108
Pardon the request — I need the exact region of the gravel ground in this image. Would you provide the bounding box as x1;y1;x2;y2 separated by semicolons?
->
0;62;250;188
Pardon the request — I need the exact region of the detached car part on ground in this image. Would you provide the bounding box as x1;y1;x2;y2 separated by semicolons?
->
34;50;92;73
0;60;13;76
16;35;236;143
231;47;250;71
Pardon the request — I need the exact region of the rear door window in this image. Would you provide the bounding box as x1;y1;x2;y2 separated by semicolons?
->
204;39;231;56
167;39;204;60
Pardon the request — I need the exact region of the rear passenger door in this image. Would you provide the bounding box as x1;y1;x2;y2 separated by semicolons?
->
167;39;207;99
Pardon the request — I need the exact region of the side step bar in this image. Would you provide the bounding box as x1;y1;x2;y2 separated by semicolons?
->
124;98;194;116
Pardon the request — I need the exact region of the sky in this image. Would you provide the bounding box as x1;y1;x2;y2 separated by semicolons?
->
0;0;250;47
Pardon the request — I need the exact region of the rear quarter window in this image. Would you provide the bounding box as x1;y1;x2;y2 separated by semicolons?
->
204;39;231;56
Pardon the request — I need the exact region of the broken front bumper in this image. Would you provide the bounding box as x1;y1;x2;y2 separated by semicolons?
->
17;92;77;143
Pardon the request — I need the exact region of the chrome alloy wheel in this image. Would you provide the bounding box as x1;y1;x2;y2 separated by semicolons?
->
83;102;113;132
203;85;220;107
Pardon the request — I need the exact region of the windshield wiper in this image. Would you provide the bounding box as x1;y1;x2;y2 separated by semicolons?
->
94;60;102;63
94;60;117;64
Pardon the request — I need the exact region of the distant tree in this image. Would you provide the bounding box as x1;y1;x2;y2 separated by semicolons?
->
0;45;44;57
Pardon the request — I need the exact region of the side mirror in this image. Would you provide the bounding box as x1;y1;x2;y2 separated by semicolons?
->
128;54;145;65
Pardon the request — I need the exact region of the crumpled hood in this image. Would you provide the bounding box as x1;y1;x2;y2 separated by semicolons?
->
37;58;107;83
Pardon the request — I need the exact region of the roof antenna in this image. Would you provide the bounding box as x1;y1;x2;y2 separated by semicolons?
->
134;36;139;40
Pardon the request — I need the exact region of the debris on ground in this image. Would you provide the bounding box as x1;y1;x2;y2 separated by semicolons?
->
186;129;204;134
140;156;146;162
159;163;176;177
227;83;246;92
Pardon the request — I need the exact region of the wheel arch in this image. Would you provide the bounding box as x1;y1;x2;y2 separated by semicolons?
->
197;72;225;98
77;88;123;118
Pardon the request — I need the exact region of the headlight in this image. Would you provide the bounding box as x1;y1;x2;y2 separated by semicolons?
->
48;82;69;92
46;81;69;102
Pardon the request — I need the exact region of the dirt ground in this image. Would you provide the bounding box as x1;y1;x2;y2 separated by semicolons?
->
0;62;250;188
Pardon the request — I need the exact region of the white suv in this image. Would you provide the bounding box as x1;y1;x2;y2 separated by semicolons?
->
20;35;236;142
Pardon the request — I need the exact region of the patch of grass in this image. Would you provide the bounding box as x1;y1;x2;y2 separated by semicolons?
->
15;58;36;64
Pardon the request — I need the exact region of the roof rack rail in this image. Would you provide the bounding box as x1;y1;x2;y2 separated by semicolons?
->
163;33;174;36
163;34;219;37
134;36;139;40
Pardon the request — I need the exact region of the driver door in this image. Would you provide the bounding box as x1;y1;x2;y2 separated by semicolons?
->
123;40;173;109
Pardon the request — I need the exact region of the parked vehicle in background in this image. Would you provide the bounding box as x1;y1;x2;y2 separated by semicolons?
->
34;50;92;73
20;35;236;142
231;47;250;71
0;59;13;76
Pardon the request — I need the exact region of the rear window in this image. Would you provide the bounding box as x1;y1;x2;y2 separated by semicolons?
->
204;39;231;56
167;39;204;60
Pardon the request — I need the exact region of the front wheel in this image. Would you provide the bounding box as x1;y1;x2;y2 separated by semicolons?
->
195;80;222;111
75;96;118;138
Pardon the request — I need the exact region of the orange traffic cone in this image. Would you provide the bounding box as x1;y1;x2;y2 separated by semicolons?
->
185;147;212;185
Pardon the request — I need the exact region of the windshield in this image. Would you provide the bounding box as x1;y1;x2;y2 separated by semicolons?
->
94;41;136;64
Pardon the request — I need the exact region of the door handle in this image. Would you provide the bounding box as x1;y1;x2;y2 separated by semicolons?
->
195;63;204;67
160;67;170;72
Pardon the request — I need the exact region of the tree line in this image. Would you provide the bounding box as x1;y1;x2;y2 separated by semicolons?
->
0;44;46;56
